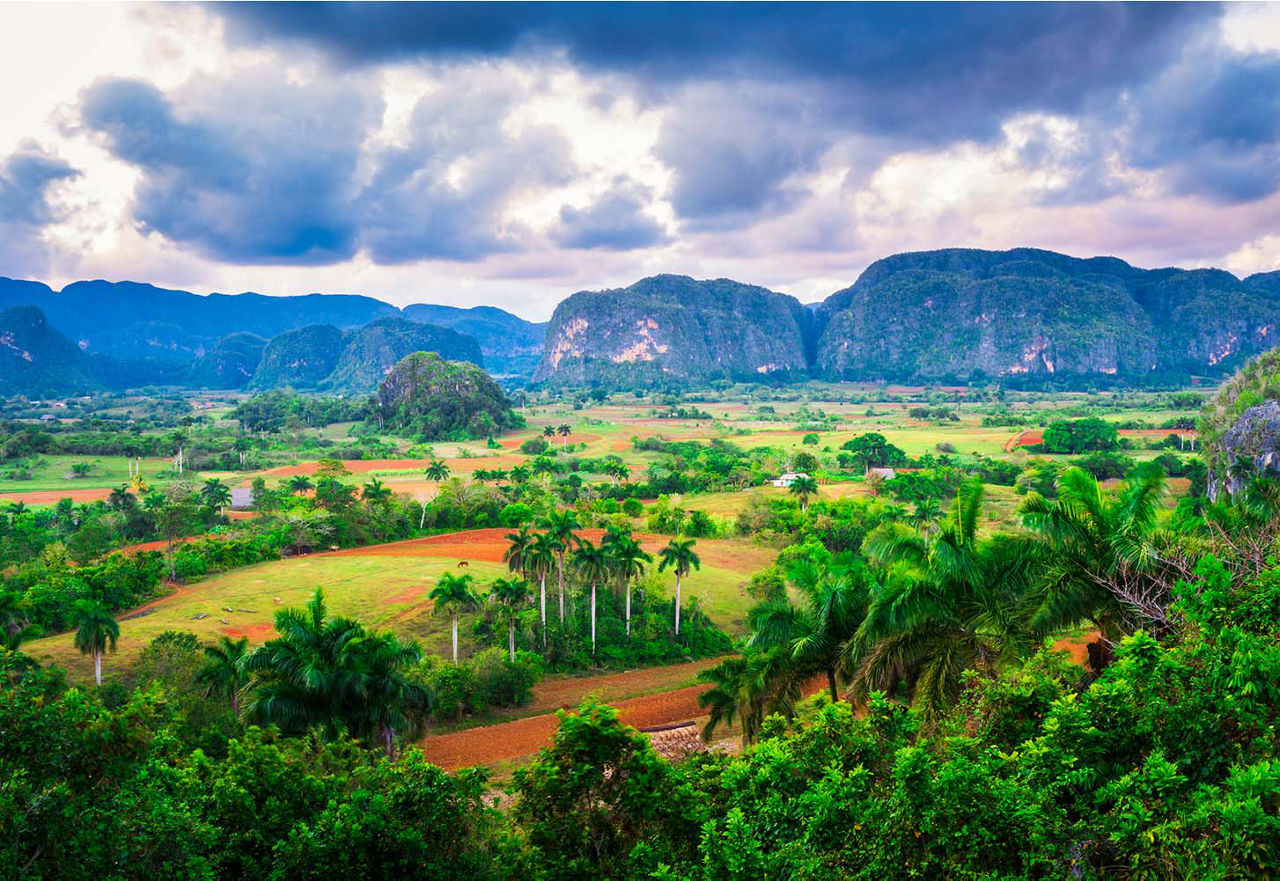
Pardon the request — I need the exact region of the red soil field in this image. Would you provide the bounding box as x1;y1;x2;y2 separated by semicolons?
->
260;456;529;478
221;622;275;641
0;487;112;505
330;527;670;564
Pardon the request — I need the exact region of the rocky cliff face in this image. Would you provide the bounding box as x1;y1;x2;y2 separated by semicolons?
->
533;275;814;386
816;249;1280;382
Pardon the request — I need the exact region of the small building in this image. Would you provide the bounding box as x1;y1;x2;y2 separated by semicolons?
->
770;471;810;488
867;467;897;481
229;487;255;510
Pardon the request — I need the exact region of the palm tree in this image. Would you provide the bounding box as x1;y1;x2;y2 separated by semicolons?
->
199;635;248;715
287;474;313;495
603;529;651;637
509;465;531;485
503;526;535;581
5;500;25;517
430;572;480;663
748;555;869;702
789;474;819;513
908;496;943;533
1019;463;1169;668
541;509;581;623
698;648;806;744
240;590;428;754
350;631;431;758
490;578;531;662
557;423;571;449
527;532;559;646
542;425;556;440
201;478;232;514
362;477;392;504
240;589;365;738
106;486;134;511
572;539;610;654
73;600;119;686
658;538;701;636
425;459;451;483
855;479;1039;720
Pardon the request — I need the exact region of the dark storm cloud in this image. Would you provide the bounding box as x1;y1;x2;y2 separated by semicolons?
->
78;74;376;264
0;143;78;224
218;2;1217;139
552;178;669;250
1127;49;1280;202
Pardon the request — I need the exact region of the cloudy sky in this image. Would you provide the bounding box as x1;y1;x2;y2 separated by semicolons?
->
2;2;1280;318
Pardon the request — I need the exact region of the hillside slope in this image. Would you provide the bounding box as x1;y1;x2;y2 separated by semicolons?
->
533;275;814;386
815;248;1280;382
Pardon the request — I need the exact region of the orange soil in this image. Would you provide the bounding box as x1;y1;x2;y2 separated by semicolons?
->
260;456;529;478
418;661;827;770
329;527;670;564
0;487;112;505
222;622;275;641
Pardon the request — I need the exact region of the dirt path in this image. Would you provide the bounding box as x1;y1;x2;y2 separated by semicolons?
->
419;656;722;770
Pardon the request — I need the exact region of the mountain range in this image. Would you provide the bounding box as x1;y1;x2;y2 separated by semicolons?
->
2;247;1278;396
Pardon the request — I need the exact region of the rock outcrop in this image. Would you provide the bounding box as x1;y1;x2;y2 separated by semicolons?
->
376;352;515;439
533;275;814;386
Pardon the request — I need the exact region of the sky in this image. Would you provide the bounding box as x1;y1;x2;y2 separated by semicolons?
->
2;2;1280;319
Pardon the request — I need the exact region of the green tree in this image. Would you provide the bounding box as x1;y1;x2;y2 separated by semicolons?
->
287;474;314;495
425;459;451;483
199;635;248;715
430;572;481;663
1019;463;1170;667
557;423;571;449
747;554;869;702
73;600;119;686
658;537;701;636
857;479;1039;720
490;577;531;662
603;529;651;637
361;477;392;504
541;509;581;623
528;531;560;645
573;539;610;655
503;525;535;581
201;477;232;514
789;474;819;513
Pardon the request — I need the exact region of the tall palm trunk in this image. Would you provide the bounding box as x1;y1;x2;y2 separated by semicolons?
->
451;612;459;663
674;571;682;636
625;578;632;637
382;724;395;759
826;667;839;702
508;617;516;662
590;582;597;654
557;554;566;622
539;571;547;648
94;649;102;686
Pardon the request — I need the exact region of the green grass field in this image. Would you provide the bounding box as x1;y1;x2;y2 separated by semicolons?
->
0;455;174;494
26;533;776;684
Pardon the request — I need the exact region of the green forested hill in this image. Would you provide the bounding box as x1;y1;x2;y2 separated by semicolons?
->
0;306;99;396
375;351;515;439
532;274;814;387
816;247;1280;382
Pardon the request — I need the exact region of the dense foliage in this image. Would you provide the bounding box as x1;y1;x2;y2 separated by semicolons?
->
375;352;518;440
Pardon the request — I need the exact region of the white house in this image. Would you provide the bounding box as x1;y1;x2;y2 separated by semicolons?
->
770;471;810;488
230;487;255;510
